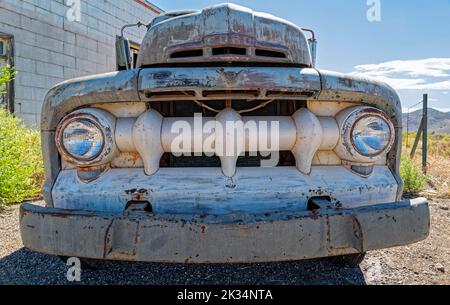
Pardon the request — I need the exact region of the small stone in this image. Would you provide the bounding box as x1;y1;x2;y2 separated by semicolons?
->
439;205;449;211
435;263;445;273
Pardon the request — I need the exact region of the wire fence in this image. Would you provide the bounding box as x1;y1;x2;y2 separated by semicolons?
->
405;94;429;174
405;99;424;149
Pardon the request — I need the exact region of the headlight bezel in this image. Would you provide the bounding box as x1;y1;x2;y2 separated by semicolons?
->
335;106;395;163
59;115;105;162
55;108;118;167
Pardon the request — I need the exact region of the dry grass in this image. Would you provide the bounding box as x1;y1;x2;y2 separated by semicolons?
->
403;133;450;197
427;155;450;197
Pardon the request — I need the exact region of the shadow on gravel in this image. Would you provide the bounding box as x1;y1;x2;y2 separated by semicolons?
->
0;248;367;285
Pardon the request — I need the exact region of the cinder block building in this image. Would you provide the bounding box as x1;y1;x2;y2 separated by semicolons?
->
0;0;162;126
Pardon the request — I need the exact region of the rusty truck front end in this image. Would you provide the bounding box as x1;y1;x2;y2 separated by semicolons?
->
20;3;429;263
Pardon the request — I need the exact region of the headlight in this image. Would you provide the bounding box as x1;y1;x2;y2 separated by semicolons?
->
351;116;392;157
334;106;395;163
56;108;117;167
62;119;104;161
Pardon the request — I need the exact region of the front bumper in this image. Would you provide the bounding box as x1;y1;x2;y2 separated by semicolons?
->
20;198;429;263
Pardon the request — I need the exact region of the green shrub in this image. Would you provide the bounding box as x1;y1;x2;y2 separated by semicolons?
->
0;65;16;94
400;155;428;195
0;109;44;205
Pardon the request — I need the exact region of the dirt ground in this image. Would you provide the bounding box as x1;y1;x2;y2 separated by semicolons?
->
0;199;448;285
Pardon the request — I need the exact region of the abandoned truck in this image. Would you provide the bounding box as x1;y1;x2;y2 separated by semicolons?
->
20;3;429;266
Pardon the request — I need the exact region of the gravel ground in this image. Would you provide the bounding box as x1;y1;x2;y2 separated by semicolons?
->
0;199;448;285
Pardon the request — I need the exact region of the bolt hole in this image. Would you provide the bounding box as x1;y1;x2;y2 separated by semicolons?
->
125;201;153;214
307;196;332;211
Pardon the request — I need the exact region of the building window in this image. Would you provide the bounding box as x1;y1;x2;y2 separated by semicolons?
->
0;33;14;113
0;41;5;57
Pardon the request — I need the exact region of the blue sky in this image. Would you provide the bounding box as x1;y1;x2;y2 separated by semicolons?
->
152;0;450;112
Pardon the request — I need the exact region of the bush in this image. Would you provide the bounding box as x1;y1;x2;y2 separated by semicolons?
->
0;65;15;94
0;109;44;205
400;155;428;195
1;65;16;109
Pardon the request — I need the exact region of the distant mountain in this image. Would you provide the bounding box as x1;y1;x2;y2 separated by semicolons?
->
402;108;450;134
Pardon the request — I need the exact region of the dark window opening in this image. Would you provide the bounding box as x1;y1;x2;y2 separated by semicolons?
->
0;41;4;57
0;33;14;113
170;49;203;58
255;49;286;58
212;47;246;56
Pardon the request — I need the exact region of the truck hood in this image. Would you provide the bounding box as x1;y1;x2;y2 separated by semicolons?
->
136;3;312;67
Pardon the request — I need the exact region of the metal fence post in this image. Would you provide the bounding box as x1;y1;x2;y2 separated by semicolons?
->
406;111;410;149
410;117;424;159
422;94;428;174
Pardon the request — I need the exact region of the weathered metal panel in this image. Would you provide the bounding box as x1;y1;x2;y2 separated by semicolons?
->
39;67;405;208
41;131;59;207
52;166;398;214
41;70;140;132
314;69;404;199
20;198;429;263
315;70;402;126
40;70;141;205
91;102;147;118
136;3;312;67
307;100;363;117
138;67;322;100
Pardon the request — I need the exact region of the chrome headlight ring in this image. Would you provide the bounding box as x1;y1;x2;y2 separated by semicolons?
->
335;106;395;163
56;108;118;167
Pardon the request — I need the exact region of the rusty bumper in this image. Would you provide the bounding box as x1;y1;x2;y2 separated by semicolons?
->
20;198;429;263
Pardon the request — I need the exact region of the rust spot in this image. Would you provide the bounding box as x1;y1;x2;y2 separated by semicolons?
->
78;167;95;172
125;188;137;195
125;188;151;201
309;211;319;220
128;152;141;163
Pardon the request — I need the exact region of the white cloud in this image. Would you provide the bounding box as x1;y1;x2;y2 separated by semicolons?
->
350;58;450;90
